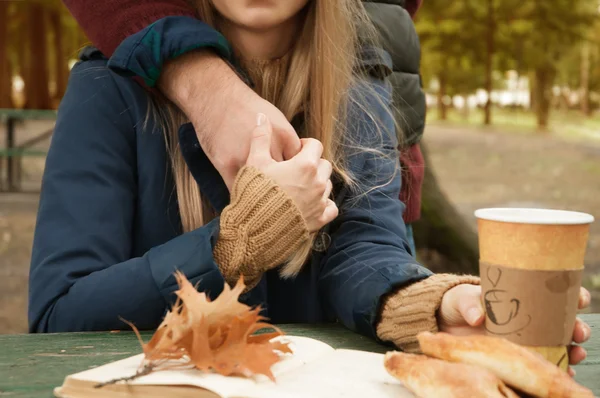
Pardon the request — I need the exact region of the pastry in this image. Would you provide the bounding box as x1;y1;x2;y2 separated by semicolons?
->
417;332;593;398
384;351;519;398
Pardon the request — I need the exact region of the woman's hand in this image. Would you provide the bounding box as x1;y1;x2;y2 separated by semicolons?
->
245;114;338;232
438;284;592;375
160;52;302;191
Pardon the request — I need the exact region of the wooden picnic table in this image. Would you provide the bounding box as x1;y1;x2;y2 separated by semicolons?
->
0;315;598;397
0;109;56;192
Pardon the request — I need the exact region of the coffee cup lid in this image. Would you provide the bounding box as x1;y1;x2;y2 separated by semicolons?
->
474;208;594;225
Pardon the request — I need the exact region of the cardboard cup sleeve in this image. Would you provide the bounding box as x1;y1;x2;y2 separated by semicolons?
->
480;262;582;346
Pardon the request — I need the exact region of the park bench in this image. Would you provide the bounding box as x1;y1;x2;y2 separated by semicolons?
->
0;108;56;192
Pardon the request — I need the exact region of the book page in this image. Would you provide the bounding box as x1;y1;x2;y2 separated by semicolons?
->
239;349;415;398
65;336;334;398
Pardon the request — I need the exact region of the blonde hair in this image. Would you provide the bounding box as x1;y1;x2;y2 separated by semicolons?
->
153;0;391;277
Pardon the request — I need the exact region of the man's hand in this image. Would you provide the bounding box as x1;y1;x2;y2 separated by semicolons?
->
159;51;301;189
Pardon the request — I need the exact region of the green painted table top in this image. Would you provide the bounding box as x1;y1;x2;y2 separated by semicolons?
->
1;316;599;397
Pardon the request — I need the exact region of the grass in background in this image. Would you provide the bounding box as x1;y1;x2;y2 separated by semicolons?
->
427;108;600;142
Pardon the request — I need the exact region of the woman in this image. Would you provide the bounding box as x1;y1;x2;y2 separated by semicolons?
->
29;0;590;365
61;0;426;254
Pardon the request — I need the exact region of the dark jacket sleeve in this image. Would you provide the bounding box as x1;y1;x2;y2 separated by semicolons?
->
28;61;225;333
63;0;231;87
62;0;195;57
318;72;432;341
107;16;232;87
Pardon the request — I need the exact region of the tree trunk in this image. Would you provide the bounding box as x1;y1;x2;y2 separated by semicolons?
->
0;2;13;108
24;4;52;110
529;70;536;111
438;69;448;121
533;64;555;132
581;42;590;117
412;143;479;275
483;0;495;125
50;10;68;101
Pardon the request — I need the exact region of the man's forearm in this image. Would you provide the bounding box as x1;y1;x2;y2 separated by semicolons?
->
158;51;240;126
63;0;195;56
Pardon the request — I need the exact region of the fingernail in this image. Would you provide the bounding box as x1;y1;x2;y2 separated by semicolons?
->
257;113;267;126
466;307;483;325
583;324;590;341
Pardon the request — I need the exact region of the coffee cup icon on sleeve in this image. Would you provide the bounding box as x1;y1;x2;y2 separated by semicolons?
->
484;290;519;325
484;289;531;335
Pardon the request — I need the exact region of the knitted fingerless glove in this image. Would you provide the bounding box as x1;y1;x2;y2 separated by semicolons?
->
213;166;310;289
376;274;481;353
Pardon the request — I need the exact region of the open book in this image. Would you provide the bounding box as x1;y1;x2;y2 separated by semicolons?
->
54;336;415;398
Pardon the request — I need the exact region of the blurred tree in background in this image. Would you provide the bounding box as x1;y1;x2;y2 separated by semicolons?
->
0;2;11;109
417;0;600;130
414;0;599;274
0;0;86;110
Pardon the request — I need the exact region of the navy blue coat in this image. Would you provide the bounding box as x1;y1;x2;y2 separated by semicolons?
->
28;47;431;342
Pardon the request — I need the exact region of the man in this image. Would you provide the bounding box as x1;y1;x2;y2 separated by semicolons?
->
62;0;425;251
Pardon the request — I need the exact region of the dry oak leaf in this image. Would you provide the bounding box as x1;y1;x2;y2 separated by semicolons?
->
384;351;519;398
127;272;292;381
417;332;594;398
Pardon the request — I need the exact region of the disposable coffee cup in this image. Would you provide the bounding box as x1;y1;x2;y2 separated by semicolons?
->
475;208;594;371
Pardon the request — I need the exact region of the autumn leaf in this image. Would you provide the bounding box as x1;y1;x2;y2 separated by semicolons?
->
126;272;291;382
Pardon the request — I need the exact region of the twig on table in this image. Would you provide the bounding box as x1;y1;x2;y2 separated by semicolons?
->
94;363;155;388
